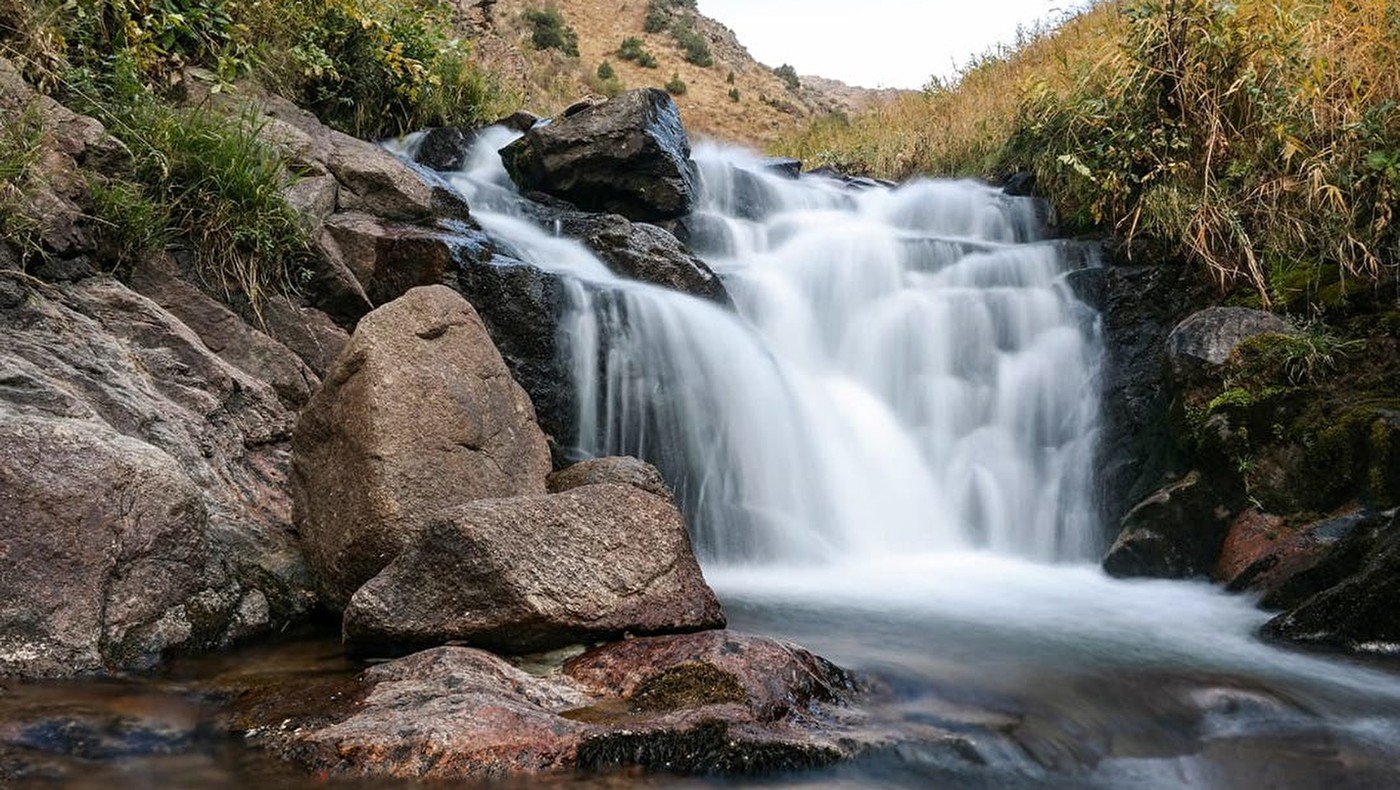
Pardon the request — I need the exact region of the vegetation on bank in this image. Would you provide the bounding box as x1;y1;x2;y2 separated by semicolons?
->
0;0;513;305
776;0;1399;306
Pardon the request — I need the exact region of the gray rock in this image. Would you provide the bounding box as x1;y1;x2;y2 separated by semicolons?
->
342;483;724;654
558;213;729;302
1103;471;1240;579
499;89;698;222
291;285;551;607
548;456;672;499
1165;307;1292;386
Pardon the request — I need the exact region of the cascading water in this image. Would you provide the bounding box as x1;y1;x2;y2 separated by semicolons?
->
410;129;1400;786
434;130;1103;566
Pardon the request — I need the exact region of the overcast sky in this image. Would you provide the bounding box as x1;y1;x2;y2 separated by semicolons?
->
697;0;1078;89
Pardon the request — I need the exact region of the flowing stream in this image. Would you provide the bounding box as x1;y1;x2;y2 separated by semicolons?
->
436;130;1400;787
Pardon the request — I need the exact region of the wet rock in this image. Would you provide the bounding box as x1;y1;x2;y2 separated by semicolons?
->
557;213;729;302
1165;307;1292;387
413;126;476;172
321;212;480;307
1214;510;1365;603
548;456;672;499
499;89;699;222
1103;471;1239;579
292;285;551;607
1002;172;1037;197
342;483;724;655
1263;510;1400;653
453;255;575;450
0;276;314;676
763;157;803;179
253;632;870;779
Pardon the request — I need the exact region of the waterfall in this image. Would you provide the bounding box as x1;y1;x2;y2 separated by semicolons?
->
431;129;1104;566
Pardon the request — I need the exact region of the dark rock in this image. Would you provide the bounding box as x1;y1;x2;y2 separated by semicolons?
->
0;276;312;676
1220;510;1369;607
1002;171;1037;197
1263;510;1400;653
1103;471;1239;578
763;158;802;179
453;255;575;450
1165;307;1293;388
342;483;725;654
249;632;874;779
500;89;699;222
292;285;551;607
413;126;476;172
322;212;482;308
548;456;672;499
495;110;542;133
557;213;729;301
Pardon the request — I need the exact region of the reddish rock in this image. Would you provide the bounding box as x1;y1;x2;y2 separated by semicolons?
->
1214;510;1291;584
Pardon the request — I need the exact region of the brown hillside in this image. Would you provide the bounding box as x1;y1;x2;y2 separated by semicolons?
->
456;0;900;146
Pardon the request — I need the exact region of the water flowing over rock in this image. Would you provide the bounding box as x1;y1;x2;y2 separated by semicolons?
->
499;89;699;222
291;285;551;607
342;484;724;655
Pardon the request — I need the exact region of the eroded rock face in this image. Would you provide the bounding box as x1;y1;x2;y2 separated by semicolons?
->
342;484;724;654
499;89;698;222
246;632;867;779
1103;471;1239;578
1165;307;1292;387
0;275;314;676
291;285;551;607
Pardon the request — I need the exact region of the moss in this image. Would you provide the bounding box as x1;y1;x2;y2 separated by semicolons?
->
629;661;747;712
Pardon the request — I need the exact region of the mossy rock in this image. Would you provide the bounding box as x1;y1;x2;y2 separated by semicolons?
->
630;661;748;712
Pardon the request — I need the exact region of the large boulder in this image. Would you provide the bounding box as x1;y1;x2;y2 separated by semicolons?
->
1165;307;1292;387
1103;471;1239;578
558;213;729;302
291;285;551;606
241;632;883;779
0;275;314;676
1261;510;1400;653
547;456;672;499
499;89;699;222
342;483;724;654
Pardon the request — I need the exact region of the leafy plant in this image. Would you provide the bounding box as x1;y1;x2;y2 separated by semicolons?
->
524;5;578;57
0;101;45;261
728;86;740;102
670;23;712;68
774;63;800;91
664;72;687;96
617;36;658;68
596;60;615;81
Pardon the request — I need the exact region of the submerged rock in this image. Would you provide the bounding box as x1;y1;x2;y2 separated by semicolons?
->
499;88;699;222
291;285;551;607
1103;471;1238;579
342;483;724;655
247;632;872;779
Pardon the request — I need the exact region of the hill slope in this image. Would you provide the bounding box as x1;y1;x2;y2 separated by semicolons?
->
458;0;900;146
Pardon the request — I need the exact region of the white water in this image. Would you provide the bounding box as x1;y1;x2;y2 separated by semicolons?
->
410;129;1400;784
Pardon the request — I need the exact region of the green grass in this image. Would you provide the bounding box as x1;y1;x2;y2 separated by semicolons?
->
0;101;45;260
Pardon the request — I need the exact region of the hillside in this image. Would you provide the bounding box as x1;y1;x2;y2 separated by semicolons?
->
457;0;900;145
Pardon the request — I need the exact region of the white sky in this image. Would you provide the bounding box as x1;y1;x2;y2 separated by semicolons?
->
697;0;1079;89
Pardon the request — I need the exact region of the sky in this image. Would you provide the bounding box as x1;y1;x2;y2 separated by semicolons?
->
697;0;1078;89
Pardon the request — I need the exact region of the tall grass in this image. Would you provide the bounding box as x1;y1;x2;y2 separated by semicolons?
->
775;0;1400;305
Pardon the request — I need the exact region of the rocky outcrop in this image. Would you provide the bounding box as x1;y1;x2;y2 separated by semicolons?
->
1103;471;1239;578
1262;510;1400;653
244;632;871;779
499;89;699;222
557;213;729;302
0;275;315;676
342;483;724;654
547;456;672;499
1164;307;1293;387
291;285;551;607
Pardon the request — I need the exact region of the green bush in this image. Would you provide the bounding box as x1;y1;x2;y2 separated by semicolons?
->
664;72;686;96
670;23;712;68
728;86;740;102
617;36;658;68
88;176;170;264
596;60;615;81
774;64;800;91
524;5;579;57
587;62;624;98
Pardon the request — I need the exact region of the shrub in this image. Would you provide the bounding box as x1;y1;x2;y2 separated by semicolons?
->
524;5;579;57
588;61;624;98
88;176;170;264
728;87;740;102
726;70;735;84
617;36;658;68
774;64;800;91
597;60;615;81
664;72;687;96
670;24;712;68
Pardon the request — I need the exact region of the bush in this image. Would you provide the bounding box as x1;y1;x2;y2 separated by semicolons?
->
664;72;687;96
774;64;800;91
726;70;735;84
597;60;616;81
524;5;579;57
728;87;740;102
88;176;170;264
670;24;712;68
588;61;624;98
617;36;658;68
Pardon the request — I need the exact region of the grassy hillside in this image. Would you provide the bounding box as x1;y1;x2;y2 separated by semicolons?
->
776;0;1399;307
465;0;897;146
